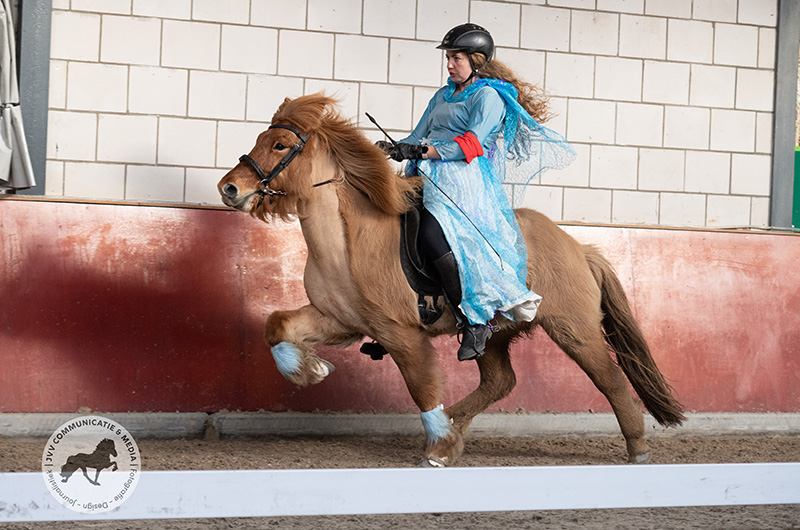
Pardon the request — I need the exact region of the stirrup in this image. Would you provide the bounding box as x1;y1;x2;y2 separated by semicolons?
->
457;324;492;362
418;293;443;325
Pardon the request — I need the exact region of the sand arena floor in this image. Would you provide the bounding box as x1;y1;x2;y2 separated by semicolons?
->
1;433;799;529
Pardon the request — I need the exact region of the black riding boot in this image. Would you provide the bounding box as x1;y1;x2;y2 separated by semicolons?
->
432;252;492;362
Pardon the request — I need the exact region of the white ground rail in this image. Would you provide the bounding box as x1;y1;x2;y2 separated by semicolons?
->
1;463;799;522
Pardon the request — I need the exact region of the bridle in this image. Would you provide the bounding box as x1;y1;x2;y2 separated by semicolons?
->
238;123;309;198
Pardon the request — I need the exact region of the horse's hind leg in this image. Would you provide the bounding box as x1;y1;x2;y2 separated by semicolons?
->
446;330;517;439
541;316;649;463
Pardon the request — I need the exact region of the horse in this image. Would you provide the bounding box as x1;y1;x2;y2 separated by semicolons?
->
217;93;685;467
60;438;118;485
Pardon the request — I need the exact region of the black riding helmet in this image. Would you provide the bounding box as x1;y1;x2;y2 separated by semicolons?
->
436;23;494;70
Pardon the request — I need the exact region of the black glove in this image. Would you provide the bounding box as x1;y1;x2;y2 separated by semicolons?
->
374;141;428;162
375;140;394;155
390;143;428;161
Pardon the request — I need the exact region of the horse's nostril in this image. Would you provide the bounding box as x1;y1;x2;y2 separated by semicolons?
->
223;183;239;199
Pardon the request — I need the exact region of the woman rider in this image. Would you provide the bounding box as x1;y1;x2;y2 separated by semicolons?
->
378;23;575;362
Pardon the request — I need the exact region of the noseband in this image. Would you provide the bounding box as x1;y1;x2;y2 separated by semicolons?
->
239;124;309;197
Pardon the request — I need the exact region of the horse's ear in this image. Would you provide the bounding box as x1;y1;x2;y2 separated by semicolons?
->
273;97;294;121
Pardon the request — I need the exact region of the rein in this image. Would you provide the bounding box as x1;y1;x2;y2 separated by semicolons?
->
365;112;504;268
239;123;335;197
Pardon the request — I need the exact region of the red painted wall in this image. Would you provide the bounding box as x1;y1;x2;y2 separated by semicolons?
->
1;199;799;413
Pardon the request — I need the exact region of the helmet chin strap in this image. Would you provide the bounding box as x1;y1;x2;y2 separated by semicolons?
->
457;54;484;88
461;70;476;86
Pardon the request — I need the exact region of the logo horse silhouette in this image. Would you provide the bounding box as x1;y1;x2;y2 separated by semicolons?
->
60;438;118;486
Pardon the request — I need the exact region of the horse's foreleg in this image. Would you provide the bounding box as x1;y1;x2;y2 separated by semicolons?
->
446;330;517;438
264;305;361;387
381;332;463;467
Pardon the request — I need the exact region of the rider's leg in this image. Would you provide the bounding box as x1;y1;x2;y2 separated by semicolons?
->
419;208;491;361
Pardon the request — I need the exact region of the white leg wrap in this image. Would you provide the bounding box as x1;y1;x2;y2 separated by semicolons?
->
271;341;302;379
420;404;451;444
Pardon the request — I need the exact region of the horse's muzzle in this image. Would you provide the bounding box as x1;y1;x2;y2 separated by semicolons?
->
222;182;239;200
219;182;258;212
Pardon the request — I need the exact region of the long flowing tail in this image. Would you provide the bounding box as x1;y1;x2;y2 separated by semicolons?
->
583;245;686;427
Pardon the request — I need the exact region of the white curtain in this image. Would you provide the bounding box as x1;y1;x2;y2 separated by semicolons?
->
0;0;34;191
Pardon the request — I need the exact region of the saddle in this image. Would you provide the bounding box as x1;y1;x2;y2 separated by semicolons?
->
398;201;446;325
360;201;445;361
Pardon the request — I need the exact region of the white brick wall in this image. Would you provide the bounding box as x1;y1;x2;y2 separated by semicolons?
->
571;11;619;56
663;106;709;150
693;0;737;23
643;61;689;104
192;0;250;25
647;0;692;19
187;71;247;120
51;11;100;61
157;118;217;167
639;149;685;192
44;0;778;229
690;65;736;108
522;6;570;52
162;20;220;70
47;111;97;160
659;192;707;227
363;0;415;38
132;0;191;20
101;15;161;66
590;145;638;190
125;165;186;202
335;35;389;83
620;15;667;59
66;63;128;112
616;103;662;146
278;30;334;78
128;67;188;116
97;115;157;164
685;151;731;194
64;162;125;200
221;25;278;74
612;190;659;225
595;57;642;102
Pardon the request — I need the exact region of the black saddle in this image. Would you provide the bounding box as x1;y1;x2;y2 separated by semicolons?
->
399;202;446;326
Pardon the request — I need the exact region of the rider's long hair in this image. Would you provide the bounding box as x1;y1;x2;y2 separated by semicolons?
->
470;53;553;125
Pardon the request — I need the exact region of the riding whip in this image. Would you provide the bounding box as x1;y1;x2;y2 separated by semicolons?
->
365;112;503;268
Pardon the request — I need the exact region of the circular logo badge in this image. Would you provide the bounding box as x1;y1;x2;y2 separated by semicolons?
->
41;415;141;514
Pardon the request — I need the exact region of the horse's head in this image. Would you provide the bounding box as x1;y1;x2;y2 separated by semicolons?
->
97;438;117;457
217;94;335;222
218;93;419;222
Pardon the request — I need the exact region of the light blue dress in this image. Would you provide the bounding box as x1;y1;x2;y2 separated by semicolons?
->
400;78;575;325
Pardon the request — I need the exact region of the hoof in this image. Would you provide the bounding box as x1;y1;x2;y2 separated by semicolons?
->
628;452;651;464
419;456;448;468
313;359;335;379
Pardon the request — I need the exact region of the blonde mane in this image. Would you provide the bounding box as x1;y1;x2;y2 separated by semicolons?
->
271;94;420;216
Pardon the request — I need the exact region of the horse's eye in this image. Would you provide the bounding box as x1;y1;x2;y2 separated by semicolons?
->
274;143;287;151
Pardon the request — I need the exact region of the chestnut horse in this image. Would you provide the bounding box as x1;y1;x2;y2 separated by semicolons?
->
217;94;685;466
